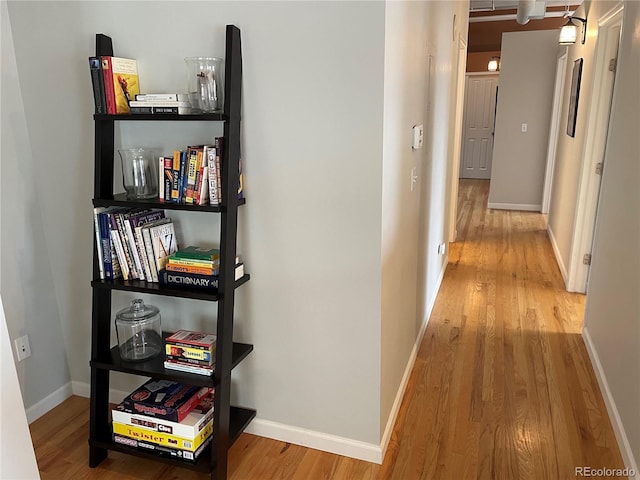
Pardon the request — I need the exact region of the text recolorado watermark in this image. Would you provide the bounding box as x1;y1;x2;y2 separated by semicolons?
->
575;466;636;477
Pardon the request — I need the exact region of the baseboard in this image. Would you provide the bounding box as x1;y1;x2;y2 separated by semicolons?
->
547;224;568;285
72;381;129;404
487;202;541;211
582;327;640;480
245;419;382;464
26;382;73;424
379;254;449;460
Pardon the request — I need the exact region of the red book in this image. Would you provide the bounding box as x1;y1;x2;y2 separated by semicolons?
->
101;56;116;114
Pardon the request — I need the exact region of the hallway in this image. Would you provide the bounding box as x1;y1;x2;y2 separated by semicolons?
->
378;179;624;479
30;180;624;479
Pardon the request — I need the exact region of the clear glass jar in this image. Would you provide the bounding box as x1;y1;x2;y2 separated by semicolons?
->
118;148;158;199
115;299;162;362
185;57;224;112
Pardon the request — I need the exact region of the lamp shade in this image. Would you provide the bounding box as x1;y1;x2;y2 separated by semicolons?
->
488;57;500;72
559;24;578;45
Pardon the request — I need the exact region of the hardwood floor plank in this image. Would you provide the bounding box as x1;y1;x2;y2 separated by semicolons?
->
28;179;624;479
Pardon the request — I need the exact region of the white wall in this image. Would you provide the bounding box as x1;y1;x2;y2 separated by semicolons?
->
488;30;559;210
4;0;385;448
1;0;72;413
380;0;468;440
583;0;640;472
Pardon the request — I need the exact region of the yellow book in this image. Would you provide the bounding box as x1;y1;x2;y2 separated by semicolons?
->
110;57;139;114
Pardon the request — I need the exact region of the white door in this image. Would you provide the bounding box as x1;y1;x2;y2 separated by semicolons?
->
459;74;499;179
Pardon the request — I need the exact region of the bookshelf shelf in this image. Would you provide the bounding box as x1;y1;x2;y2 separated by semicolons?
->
90;340;253;387
93;194;245;212
88;26;251;480
94;112;226;122
91;274;250;301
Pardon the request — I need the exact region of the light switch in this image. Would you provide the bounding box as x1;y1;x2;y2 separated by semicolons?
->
412;124;424;149
521;123;528;133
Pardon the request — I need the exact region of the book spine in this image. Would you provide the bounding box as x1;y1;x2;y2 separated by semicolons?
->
130;106;183;114
164;361;214;376
167;257;216;268
194;149;203;205
185;148;198;204
100;56;115;114
124;214;146;281
98;212;113;279
164;354;213;367
171;151;181;203
135;225;152;282
178;150;188;203
166;264;218;276
134;93;185;101
117;212;139;279
89;57;106;114
163;157;173;203
206;147;219;205
93;208;105;280
164;344;213;363
159;270;219;291
214;137;223;203
110;229;129;280
112;420;213;452
198;166;209;206
113;433;212;462
158;156;165;203
142;227;159;282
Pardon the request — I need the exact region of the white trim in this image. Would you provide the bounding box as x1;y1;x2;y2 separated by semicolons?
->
582;327;640;480
487;202;541;211
449;35;468;242
72;381;129;405
380;255;448;458
245;419;381;464
541;51;568;214
566;6;623;293
26;382;73;424
465;71;501;77
547;224;568;285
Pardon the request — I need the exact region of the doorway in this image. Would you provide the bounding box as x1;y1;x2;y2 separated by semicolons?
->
459;73;499;180
566;4;623;293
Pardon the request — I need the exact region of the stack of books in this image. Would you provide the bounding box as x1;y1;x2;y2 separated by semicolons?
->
129;93;193;115
159;246;218;290
92;208;178;281
164;330;217;376
112;379;214;462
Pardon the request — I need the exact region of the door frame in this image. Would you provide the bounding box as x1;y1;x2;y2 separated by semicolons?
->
541;49;568;214
566;3;623;293
448;34;468;242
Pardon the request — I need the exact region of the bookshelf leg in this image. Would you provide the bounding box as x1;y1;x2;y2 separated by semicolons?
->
89;445;107;467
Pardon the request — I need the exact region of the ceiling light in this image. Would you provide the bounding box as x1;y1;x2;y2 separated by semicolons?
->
559;16;587;45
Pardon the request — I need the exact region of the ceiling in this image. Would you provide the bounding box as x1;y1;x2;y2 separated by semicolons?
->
467;0;583;53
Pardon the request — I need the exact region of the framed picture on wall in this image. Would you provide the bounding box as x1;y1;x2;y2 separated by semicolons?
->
567;58;583;137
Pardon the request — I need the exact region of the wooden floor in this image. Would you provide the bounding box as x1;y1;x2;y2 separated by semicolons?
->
30;179;623;479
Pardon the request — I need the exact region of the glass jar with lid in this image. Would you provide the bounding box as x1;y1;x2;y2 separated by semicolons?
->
115;299;162;362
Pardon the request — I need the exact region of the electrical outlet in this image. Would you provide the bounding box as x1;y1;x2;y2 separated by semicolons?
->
437;243;446;255
14;335;31;361
410;167;418;192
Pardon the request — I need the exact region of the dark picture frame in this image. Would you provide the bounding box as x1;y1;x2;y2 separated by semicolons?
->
567;58;583;137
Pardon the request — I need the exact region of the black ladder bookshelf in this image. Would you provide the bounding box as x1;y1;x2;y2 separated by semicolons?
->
87;25;253;480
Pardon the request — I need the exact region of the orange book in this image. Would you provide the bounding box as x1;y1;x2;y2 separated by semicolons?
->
166;263;217;276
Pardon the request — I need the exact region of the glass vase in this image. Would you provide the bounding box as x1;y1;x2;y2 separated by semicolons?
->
185;57;224;113
118;148;158;199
